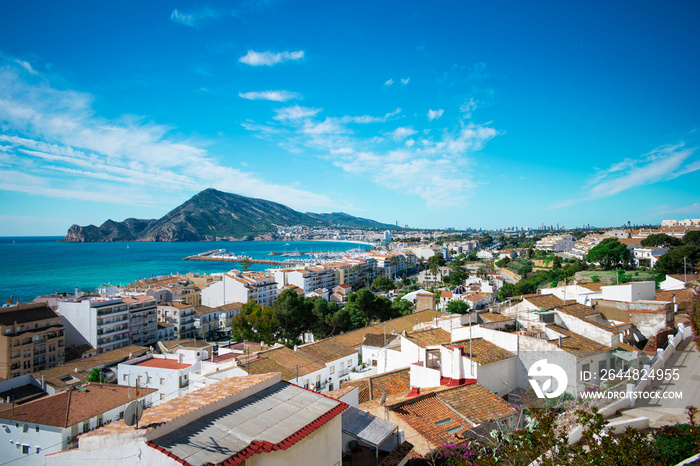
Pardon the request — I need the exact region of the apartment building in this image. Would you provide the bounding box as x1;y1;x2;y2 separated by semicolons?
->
200;271;278;308
0;303;65;379
272;266;337;295
122;296;158;347
325;258;377;289
157;302;196;339
58;297;131;354
366;251;417;278
535;234;575;252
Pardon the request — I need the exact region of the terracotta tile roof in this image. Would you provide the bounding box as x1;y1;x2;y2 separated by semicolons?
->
0;302;60;326
194;305;216;315
580;282;604;292
546;324;611;355
239;346;325;380
521;294;566;310
296;338;356;364
556;303;599;319
656;289;691;310
448;338;516;365
37;345;149;390
617;342;639;352
362;333;399;348
83;374;280;441
342;379;370;403
392;394;472;446
324;386;355;400
161;339;212;352
405;328;451;348
478;312;513;323
332;310;448;349
618;238;642;246
341;368;411;403
667;273;700;283
437;383;517;425
159;302;193;310
133;358;191;370
0;383;155;427
215;302;244;312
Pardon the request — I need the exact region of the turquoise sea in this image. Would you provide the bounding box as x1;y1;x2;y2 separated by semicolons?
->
0;237;372;304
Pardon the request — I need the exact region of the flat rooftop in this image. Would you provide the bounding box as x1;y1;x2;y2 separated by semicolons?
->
151;381;343;465
133;358;191;370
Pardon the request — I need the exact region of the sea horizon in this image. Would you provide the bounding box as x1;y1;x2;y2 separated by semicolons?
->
0;237;372;304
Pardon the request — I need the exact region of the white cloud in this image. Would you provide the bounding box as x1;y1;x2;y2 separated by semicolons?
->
170;8;220;28
239;50;304;66
340;108;401;124
243;98;499;207
238;90;300;102
0;58;344;213
389;127;418;141
550;143;699;209
273;106;321;121
401;78;410;85
384;79;394;86
14;60;38;75
427;109;444;121
460;98;477;118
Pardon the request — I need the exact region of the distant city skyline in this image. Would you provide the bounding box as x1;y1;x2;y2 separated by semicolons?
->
1;1;699;236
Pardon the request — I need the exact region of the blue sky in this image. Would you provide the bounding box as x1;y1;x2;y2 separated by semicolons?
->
1;1;699;235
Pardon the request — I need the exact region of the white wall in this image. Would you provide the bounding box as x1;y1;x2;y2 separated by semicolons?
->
600;281;656;302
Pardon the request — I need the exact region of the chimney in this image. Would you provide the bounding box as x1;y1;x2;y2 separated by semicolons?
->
558;336;562;347
452;346;464;385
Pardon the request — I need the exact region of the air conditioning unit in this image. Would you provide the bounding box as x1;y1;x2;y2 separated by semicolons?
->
397;430;405;444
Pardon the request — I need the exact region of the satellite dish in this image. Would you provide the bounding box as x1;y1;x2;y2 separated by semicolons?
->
124;401;144;427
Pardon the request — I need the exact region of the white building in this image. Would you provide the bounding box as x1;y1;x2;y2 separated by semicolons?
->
201;271;277;308
46;373;346;466
535;234;576;252
0;383;155;465
296;338;360;392
157;302;196;339
117;350;205;403
633;247;668;268
58;297;131;354
273;266;337;295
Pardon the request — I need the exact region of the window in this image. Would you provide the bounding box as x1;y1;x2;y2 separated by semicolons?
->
22;424;28;433
35;426;39;432
22;445;29;455
123;374;128;382
447;426;464;435
348;358;352;367
160;377;165;385
435;419;452;426
160;393;166;401
340;362;345;371
329;365;335;374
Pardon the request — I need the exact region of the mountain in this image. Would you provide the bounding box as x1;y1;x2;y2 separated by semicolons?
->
307;212;399;230
61;189;398;242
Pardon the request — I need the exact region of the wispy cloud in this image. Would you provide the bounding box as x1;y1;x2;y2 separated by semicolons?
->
242;100;498;206
14;59;38;75
239;90;300;101
384;79;394;86
427;109;444;121
239;50;304;66
273;106;322;121
389;127;417;141
170;8;220;28
0;58;345;213
460;98;477;118
401;78;410;85
551;143;699;209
